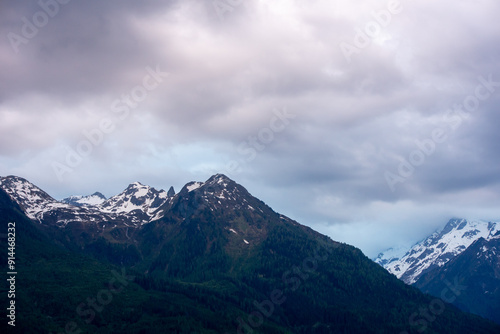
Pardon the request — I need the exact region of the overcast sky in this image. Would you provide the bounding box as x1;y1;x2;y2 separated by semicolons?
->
2;0;500;257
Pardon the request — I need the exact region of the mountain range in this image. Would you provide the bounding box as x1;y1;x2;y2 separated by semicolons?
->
1;174;499;333
375;218;500;324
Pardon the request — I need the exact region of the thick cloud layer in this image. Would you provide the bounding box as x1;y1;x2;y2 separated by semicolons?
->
1;0;500;256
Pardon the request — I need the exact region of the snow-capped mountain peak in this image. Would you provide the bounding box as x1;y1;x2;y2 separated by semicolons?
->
98;182;170;216
0;176;116;226
174;174;269;217
62;192;107;207
376;218;500;284
0;175;58;220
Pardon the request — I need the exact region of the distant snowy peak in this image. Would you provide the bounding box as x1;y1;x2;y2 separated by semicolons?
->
377;218;500;284
62;192;107;207
0;175;54;202
0;176;113;226
0;175;57;220
98;182;172;218
374;245;410;267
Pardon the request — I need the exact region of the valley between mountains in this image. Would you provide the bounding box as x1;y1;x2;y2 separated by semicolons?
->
0;174;499;333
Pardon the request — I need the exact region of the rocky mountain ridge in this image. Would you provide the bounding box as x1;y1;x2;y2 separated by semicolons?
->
375;218;500;284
